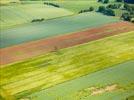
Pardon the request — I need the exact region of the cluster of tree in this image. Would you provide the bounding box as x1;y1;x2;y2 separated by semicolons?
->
106;4;122;9
116;0;123;2
124;0;134;4
44;2;60;8
10;2;18;3
98;6;115;16
124;3;134;13
121;13;133;21
78;7;94;13
98;0;109;3
31;18;44;23
121;4;134;22
97;0;133;22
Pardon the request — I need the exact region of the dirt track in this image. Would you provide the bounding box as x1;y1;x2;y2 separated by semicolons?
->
0;21;134;66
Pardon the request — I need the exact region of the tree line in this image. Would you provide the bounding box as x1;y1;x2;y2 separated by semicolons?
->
78;0;134;22
121;4;134;22
44;2;60;8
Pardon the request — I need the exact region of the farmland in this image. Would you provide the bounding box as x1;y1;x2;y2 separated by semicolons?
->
0;12;120;48
0;31;134;99
45;0;119;12
0;3;73;30
0;0;118;30
45;0;103;13
0;0;134;100
0;21;134;65
28;61;134;100
0;0;20;4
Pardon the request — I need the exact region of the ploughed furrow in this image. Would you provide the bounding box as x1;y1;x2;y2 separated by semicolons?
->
0;31;134;99
0;21;134;66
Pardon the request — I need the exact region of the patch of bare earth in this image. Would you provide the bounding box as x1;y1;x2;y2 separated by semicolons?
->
91;84;118;96
0;21;134;66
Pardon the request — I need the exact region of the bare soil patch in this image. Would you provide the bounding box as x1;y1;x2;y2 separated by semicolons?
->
91;84;118;95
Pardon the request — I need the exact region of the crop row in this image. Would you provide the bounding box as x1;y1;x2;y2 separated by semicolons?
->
0;31;134;99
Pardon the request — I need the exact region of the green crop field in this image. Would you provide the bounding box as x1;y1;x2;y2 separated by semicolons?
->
0;3;73;30
0;0;126;31
0;1;134;100
0;12;120;48
46;0;116;13
0;31;134;99
0;0;121;28
0;0;20;4
28;61;134;100
46;0;102;13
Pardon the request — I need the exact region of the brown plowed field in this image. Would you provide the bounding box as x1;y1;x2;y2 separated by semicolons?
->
0;21;134;66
